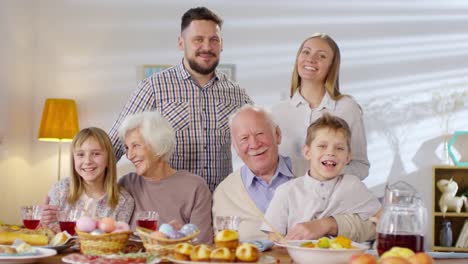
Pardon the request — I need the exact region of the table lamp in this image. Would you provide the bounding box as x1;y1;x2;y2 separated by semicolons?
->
38;98;79;181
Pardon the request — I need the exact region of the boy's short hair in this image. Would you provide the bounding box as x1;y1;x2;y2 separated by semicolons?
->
305;113;352;150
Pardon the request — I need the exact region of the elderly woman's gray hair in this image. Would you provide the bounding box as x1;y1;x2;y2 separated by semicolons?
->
118;111;175;161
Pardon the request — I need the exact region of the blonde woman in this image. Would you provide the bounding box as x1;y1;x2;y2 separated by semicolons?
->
272;33;370;179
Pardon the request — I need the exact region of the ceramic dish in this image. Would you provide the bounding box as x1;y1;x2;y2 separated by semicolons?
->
0;247;56;263
275;240;368;264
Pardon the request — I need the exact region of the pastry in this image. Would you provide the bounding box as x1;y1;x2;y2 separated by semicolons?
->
0;232;48;246
15;242;34;254
49;232;69;246
235;243;260;262
0;245;17;254
173;242;193;261
210;247;236;262
0;225;53;246
214;229;239;252
190;244;212;262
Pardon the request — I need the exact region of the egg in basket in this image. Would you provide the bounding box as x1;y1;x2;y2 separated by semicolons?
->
137;223;200;256
75;216;133;255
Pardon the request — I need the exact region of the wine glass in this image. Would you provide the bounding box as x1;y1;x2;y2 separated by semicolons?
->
136;211;159;231
58;208;81;236
21;205;43;229
215;216;242;233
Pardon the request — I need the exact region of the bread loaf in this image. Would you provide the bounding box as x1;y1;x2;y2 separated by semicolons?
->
0;232;48;246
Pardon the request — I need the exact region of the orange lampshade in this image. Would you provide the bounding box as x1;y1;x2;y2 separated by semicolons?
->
38;98;79;142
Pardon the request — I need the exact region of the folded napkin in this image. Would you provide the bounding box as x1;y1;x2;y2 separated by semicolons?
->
242;239;274;252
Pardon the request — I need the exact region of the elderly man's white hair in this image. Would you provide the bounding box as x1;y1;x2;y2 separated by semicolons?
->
228;104;278;131
118;111;175;161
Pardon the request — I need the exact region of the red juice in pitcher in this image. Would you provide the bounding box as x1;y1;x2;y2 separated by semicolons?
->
377;233;425;255
23;219;40;229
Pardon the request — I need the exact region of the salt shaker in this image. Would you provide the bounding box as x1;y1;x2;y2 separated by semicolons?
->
439;219;453;247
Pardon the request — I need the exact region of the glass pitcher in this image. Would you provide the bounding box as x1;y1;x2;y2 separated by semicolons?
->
376;181;427;255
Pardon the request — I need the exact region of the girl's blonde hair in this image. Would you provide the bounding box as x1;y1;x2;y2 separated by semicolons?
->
290;33;344;100
67;127;119;209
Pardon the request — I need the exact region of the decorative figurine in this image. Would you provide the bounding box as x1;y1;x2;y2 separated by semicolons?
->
437;178;467;213
439;219;453;247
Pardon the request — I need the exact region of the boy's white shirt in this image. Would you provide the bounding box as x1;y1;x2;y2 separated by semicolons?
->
261;173;381;235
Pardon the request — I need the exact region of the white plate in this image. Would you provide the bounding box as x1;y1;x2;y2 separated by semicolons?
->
0;247;56;263
167;255;276;264
41;242;74;252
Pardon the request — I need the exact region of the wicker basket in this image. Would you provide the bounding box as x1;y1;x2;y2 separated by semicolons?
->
136;227;200;256
76;229;132;255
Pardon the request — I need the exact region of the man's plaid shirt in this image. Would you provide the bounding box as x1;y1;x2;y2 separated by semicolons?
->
109;60;252;191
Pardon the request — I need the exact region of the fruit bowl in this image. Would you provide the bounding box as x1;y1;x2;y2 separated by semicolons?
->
275;240;369;264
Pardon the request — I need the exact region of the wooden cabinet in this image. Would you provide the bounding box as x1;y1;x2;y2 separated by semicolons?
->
432;166;468;252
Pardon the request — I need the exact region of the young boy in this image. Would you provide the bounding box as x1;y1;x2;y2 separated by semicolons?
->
261;113;381;240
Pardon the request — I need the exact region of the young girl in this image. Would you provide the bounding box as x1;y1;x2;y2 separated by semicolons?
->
41;127;134;232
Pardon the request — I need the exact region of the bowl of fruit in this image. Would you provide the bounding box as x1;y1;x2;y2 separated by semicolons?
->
275;236;368;264
75;216;132;255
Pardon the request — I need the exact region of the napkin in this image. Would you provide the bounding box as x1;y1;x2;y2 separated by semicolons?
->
242;239;274;252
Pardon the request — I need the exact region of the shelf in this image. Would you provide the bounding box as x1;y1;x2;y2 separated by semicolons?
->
432;166;468;252
432;246;468;252
434;212;468;217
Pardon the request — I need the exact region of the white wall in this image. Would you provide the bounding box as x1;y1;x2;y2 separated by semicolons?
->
1;0;468;247
0;0;35;222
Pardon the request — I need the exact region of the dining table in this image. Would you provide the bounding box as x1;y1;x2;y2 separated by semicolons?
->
31;246;468;264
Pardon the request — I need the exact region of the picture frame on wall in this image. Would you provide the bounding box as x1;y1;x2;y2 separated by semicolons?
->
143;64;236;82
143;64;172;79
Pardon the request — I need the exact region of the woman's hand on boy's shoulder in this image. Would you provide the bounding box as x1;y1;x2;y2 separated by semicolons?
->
285;217;337;240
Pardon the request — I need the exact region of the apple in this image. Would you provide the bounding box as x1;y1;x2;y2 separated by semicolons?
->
379;256;411;264
348;253;377;264
407;253;434;264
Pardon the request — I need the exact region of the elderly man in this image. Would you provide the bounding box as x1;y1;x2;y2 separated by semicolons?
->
212;105;295;240
213;105;378;242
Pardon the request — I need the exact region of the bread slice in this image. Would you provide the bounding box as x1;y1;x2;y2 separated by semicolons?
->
49;232;69;246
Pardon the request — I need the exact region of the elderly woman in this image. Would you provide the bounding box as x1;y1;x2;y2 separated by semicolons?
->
118;111;213;244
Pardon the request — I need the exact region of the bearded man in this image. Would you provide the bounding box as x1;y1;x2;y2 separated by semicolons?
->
109;7;252;191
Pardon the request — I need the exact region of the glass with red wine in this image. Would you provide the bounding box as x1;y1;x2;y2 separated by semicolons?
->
376;181;427;255
21;205;43;229
136;211;159;231
58;208;81;236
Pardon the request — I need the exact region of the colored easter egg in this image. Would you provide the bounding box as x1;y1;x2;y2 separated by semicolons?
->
151;231;168;239
113;221;130;232
76;216;96;233
98;217;116;233
180;223;199;236
90;229;104;235
158;223;174;236
168;230;185;239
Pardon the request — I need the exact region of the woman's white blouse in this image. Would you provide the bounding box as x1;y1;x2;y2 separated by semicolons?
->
271;91;370;179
